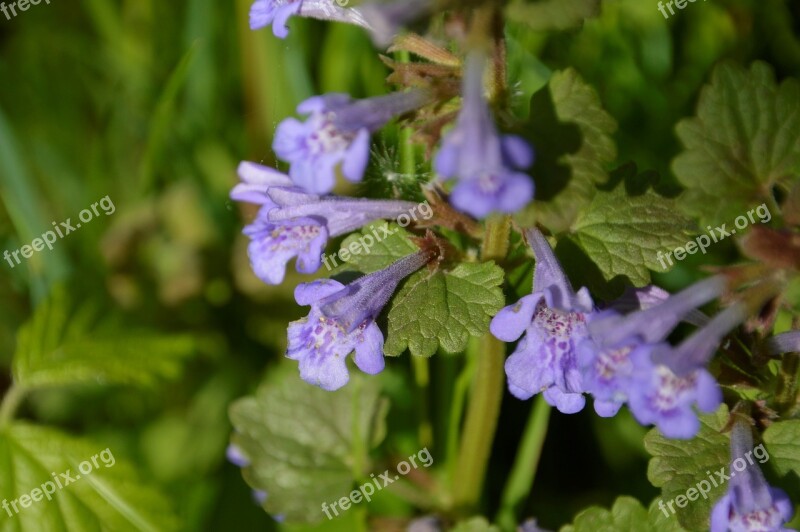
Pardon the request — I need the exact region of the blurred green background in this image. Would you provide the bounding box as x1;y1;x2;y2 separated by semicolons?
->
0;0;798;530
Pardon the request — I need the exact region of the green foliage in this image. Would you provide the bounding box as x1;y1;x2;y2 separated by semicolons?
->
673;62;800;228
505;0;600;31
560;496;686;532
644;406;730;531
336;223;418;274
570;181;693;285
12;288;195;390
451;516;500;532
384;262;505;357
0;423;179;531
763;420;800;478
228;368;388;524
518;68;618;233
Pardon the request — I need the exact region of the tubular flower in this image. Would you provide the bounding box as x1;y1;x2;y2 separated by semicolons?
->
710;420;794;531
274;90;432;194
582;276;728;437
249;0;370;38
435;51;534;218
490;229;594;414
287;250;432;390
231;162;420;284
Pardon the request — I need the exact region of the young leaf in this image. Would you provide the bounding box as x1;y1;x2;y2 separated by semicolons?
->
0;422;179;531
334;222;419;274
559;496;687;531
383;262;505;358
672;61;800;228
228;368;389;524
12;288;195;390
763;420;800;477
517;68;618;233
569;182;694;285
644;406;730;531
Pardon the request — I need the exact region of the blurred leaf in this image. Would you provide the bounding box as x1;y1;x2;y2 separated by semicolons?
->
384;262;505;357
13;287;195;390
451;516;500;532
672;61;800;228
560;496;686;531
517;69;617;232
0;422;179;531
763;420;800;477
0;107;69;298
506;0;600;31
569;181;693;285
644;405;730;531
229;369;388;524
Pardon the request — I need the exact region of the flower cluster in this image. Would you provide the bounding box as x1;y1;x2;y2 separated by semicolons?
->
491;229;749;439
711;420;794;531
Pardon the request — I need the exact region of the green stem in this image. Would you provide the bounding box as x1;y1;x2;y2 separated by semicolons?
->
495;395;551;530
445;336;479;492
0;383;25;427
452;215;510;512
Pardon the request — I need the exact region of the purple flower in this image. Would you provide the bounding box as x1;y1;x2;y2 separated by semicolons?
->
287;250;432;390
231;162;421;284
625;345;722;438
360;0;433;47
490;229;594;414
274;90;431;194
249;0;370;38
226;444;250;468
435;52;534;218
581;277;727;436
710;420;794;531
578;277;726;419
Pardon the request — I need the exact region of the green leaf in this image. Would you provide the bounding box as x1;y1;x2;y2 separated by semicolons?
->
506;0;600;31
383;262;505;358
672;61;800;228
569;182;694;285
228;368;388;524
763;420;800;477
334;222;419;274
644;405;731;531
517;68;617;232
560;496;687;532
451;517;500;532
0;423;179;531
12;287;195;390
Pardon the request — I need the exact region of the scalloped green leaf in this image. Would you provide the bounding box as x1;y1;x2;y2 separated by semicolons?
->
560;496;687;532
228;368;388;524
517;68;617;233
644;406;730;531
383;262;505;357
570;182;694;285
672;61;800;228
333;222;418;274
0;423;179;531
